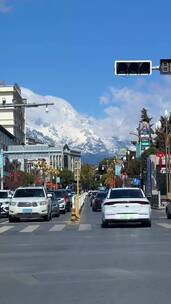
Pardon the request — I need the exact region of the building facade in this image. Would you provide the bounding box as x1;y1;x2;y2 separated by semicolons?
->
0;83;25;144
0;125;16;151
4;144;81;175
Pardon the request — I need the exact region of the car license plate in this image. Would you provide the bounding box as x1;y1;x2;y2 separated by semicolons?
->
120;214;131;220
23;208;32;214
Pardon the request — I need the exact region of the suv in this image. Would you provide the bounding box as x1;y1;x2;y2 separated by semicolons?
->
0;190;11;216
9;187;52;222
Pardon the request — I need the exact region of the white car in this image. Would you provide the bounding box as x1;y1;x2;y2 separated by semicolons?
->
9;187;52;222
101;187;151;228
0;190;11;216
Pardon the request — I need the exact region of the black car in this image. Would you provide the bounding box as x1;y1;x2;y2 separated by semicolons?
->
92;191;108;211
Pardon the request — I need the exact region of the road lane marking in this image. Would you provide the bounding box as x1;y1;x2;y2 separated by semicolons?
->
0;220;9;225
49;224;65;232
0;225;14;234
79;224;92;231
157;223;171;229
20;225;40;233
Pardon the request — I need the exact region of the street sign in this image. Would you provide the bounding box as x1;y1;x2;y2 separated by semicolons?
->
56;177;60;183
160;59;171;75
115;164;122;176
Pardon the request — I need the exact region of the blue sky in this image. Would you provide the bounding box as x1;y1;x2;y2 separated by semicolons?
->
0;0;171;132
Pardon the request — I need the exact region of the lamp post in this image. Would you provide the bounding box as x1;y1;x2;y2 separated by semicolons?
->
156;111;171;199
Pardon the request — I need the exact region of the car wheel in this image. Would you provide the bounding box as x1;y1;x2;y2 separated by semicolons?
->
166;209;171;219
101;220;108;228
44;213;50;221
92;206;97;212
143;220;151;227
67;205;71;212
56;211;60;217
9;216;15;223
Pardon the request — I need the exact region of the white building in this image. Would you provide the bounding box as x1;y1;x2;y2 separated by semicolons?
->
0;83;25;144
4;144;81;179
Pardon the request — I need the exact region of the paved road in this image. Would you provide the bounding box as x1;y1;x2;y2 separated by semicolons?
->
0;198;171;304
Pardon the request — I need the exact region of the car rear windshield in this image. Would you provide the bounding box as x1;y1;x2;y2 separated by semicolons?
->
0;192;8;198
109;189;144;199
96;192;107;199
54;191;66;198
14;189;45;198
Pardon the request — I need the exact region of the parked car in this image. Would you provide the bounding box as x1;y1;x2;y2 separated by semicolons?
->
166;201;171;219
9;187;52;222
54;189;70;213
47;191;60;217
0;190;11;216
101;187;151;228
92;191;108;211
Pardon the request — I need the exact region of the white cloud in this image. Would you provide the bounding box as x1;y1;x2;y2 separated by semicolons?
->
97;78;171;140
0;0;12;13
21;77;171;148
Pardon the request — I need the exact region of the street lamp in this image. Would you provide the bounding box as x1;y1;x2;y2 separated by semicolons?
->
0;100;54;189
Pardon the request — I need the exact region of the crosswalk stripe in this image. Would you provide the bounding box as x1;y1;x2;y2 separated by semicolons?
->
49;224;66;232
20;225;40;233
79;224;92;231
0;225;14;234
0;220;9;225
157;223;171;229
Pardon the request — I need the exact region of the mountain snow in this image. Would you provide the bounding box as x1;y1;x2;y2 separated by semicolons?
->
22;88;130;156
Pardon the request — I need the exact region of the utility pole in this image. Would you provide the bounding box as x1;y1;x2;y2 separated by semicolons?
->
71;160;81;222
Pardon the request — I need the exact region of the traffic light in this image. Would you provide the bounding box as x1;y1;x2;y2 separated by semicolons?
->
160;59;171;75
115;60;152;76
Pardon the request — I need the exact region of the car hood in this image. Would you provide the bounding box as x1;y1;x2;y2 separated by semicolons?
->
0;198;10;202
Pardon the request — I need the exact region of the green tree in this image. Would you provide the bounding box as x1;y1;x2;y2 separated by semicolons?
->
140;108;152;123
59;169;74;187
155;114;171;151
80;164;96;190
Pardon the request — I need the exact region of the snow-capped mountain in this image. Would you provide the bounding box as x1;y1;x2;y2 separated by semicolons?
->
22;88;130;158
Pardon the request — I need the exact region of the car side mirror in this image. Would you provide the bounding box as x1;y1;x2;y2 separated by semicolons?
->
47;193;52;198
8;194;12;199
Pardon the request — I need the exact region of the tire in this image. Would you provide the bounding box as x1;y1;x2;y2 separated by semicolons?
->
166;209;171;219
143;220;151;227
61;209;66;214
44;213;50;221
9;216;15;223
92;206;97;212
67;205;71;212
56;212;60;217
101;220;108;228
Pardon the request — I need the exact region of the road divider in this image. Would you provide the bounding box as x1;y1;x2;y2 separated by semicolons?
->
71;192;87;222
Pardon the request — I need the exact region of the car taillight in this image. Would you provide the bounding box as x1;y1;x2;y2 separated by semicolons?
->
64;196;68;203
